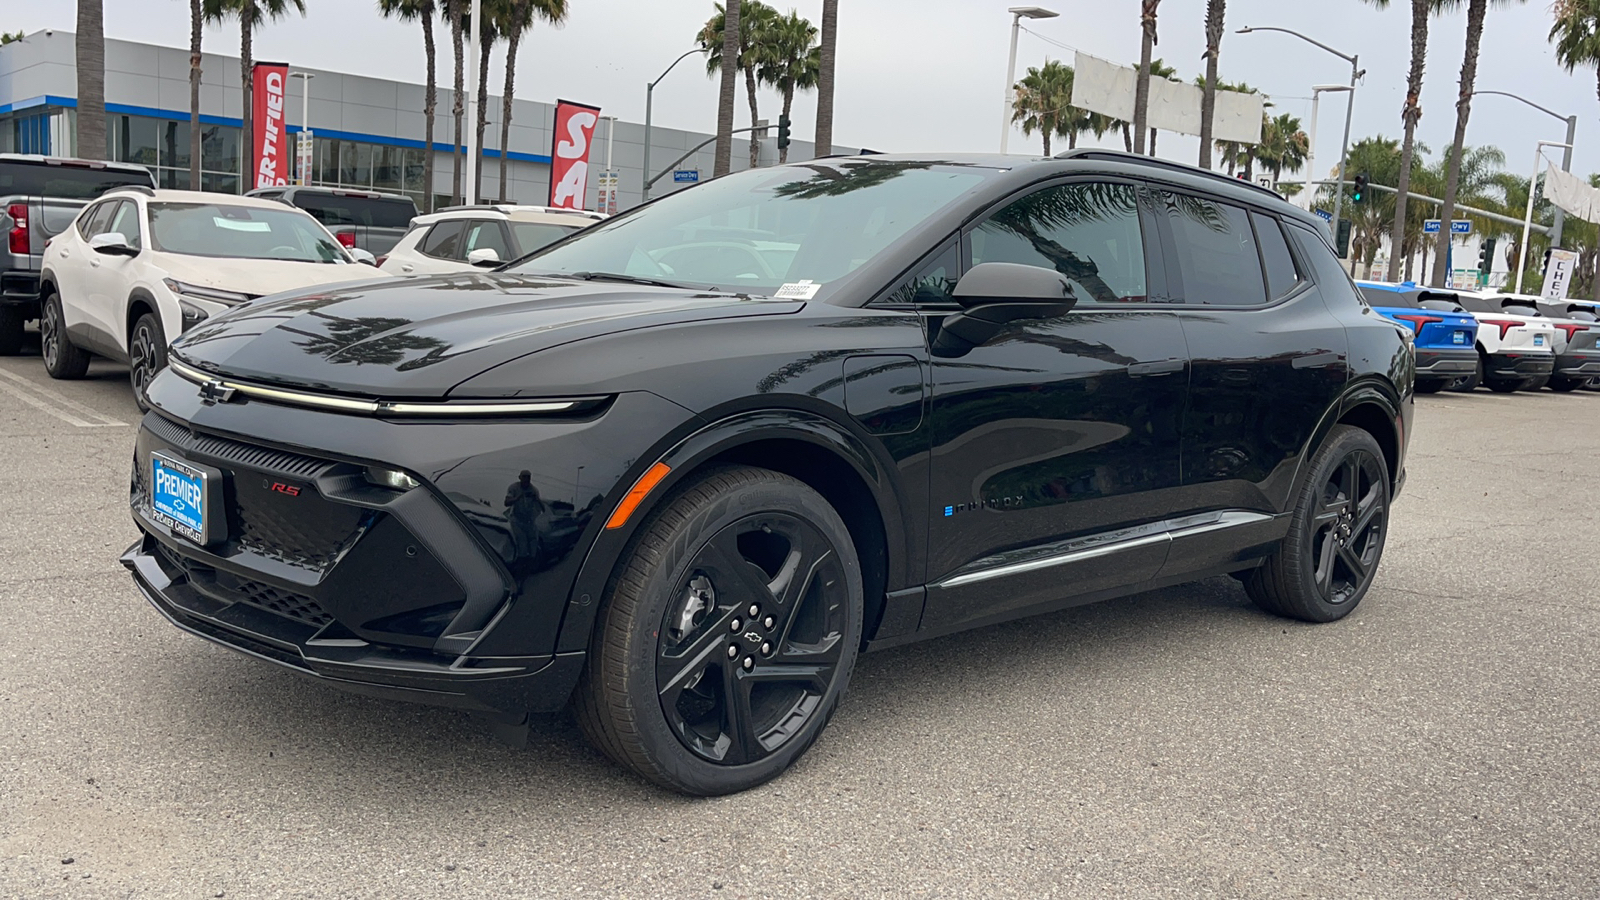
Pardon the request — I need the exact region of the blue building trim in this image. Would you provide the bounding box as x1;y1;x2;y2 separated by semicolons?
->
1;94;552;164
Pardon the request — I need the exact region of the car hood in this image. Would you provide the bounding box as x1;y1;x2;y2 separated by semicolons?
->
156;252;386;298
170;272;803;397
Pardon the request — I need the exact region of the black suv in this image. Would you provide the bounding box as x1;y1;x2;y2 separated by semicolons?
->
246;185;418;258
122;152;1413;795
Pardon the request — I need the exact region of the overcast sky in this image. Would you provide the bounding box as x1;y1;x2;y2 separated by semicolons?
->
14;0;1599;180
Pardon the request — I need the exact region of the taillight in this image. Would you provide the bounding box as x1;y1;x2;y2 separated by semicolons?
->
1553;322;1591;341
7;203;27;254
373;255;388;267
1482;319;1523;340
1391;314;1442;334
336;231;357;248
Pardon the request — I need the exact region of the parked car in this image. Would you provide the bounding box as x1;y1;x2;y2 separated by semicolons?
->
1492;293;1600;391
39;188;387;408
1356;281;1479;393
0;153;155;355
1449;291;1564;392
247;186;418;259
379;204;606;275
122;151;1412;795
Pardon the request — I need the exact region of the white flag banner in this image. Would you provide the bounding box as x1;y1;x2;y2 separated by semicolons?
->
1071;51;1264;145
1542;248;1580;301
1544;161;1600;222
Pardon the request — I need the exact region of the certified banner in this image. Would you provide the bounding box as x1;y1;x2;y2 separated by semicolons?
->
252;61;291;189
1542;248;1580;301
548;99;601;210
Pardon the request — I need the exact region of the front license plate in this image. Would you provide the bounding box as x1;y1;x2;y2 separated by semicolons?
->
1534;335;1546;347
1452;331;1467;344
151;453;208;544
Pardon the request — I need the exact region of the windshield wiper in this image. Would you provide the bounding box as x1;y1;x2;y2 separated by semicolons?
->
560;271;708;290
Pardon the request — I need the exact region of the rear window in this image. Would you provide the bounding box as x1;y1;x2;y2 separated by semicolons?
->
0;161;153;200
1357;285;1418;308
1158;191;1266;305
291;192;417;228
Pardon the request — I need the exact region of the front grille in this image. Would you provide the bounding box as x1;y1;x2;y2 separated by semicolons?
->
145;413;327;478
231;578;333;627
232;480;370;571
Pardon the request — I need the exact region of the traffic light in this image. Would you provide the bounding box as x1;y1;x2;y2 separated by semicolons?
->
1335;218;1352;258
777;114;791;151
1478;236;1496;271
1352;172;1370;203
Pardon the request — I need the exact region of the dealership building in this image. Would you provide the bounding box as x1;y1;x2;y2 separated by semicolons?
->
0;29;822;212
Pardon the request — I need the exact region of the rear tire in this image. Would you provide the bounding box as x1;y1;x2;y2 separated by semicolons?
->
0;305;23;356
1547;375;1585;392
1449;356;1483;392
128;312;168;412
1413;379;1447;394
1485;376;1525;393
40;291;90;380
573;466;863;795
1246;425;1390;623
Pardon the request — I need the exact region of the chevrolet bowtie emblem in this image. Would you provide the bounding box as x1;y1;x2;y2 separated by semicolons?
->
197;379;237;404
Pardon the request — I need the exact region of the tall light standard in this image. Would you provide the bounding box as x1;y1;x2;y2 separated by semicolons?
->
1516;140;1573;294
288;71;314;186
1475;90;1577;248
463;0;483;205
1302;84;1351;211
642;47;707;202
1000;6;1058;154
1239;26;1361;253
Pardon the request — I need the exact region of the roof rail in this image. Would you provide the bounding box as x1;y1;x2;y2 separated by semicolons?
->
104;184;156;196
1052;148;1286;202
434;203;606;219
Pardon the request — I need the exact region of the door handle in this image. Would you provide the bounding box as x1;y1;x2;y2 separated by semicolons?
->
400;264;414;272
1129;359;1183;377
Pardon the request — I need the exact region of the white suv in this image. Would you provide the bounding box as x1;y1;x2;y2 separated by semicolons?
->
379;205;606;275
38;188;386;407
1449;289;1557;392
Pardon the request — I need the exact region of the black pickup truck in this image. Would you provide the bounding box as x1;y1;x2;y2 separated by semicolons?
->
1;154;155;354
246;186;418;260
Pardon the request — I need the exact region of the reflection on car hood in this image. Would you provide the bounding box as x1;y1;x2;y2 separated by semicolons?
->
170;272;803;397
156;251;384;297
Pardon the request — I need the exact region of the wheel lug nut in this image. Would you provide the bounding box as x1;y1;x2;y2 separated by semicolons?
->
763;616;775;630
727;645;739;659
748;604;760;617
730;618;743;632
761;641;772;656
742;656;755;671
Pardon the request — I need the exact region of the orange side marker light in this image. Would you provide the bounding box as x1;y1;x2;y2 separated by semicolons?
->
605;462;672;530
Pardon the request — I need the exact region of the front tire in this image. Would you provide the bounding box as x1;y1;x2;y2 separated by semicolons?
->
128;312;168;412
40;291;90;379
1246;425;1390;623
573;466;863;795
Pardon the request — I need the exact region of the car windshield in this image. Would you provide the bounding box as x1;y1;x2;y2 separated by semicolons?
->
148;202;349;262
511;222;581;254
508;160;992;297
0;161;153;199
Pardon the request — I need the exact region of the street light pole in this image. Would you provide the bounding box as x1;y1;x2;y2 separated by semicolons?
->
1517;140;1573;295
643;47;706;202
1238;26;1360;259
1473;90;1577;248
1304;84;1351;212
464;0;481;205
1000;6;1058;154
288;71;314;186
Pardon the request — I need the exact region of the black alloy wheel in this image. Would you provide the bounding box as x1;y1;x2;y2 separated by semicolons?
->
1246;425;1390;623
40;291;90;380
574;466;862;795
128;312;167;411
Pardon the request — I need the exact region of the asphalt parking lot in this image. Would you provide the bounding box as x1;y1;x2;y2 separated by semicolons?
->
2;351;1598;900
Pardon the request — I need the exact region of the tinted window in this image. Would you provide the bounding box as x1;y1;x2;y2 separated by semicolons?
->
0;161;153;200
969;182;1146;303
78;201;116;237
463;220;513;259
419;221;466;259
147;202;347;262
1160;192;1265;305
1286;221;1365;308
879;238;960;306
291;192;417;228
510;222;580;255
1357;286;1419;308
1253;212;1301;300
107;201;142;249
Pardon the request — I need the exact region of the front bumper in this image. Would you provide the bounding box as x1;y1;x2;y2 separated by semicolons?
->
1485;351;1554;378
1413;346;1478;379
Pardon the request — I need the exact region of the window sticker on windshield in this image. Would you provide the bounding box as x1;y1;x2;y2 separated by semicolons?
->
214;218;271;232
774;280;821;300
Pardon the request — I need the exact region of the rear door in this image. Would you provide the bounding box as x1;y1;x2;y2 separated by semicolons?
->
404;219;471;274
918;178;1191;634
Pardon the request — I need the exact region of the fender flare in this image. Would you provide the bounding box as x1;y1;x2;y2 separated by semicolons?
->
1286;376;1406;501
552;404;912;654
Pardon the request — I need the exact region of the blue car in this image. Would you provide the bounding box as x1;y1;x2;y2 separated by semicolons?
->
1357;281;1480;392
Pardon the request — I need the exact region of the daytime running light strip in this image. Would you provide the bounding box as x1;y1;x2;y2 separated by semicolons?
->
168;360;585;417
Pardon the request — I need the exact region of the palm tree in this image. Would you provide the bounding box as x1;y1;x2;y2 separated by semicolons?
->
1431;0;1525;286
1011;60;1076;155
712;0;740;176
814;0;836;157
1198;0;1226;169
1131;0;1161;154
756;10;819;165
379;0;439;211
1551;0;1600;288
1144;58;1178;156
495;0;568;201
1257;112;1309;184
700;1;777;170
189;0;203;187
444;0;467;202
205;0;308;187
471;5;500;202
75;0;106;159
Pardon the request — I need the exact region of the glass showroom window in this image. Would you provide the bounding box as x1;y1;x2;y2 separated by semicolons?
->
106;114;242;194
311;137;430;208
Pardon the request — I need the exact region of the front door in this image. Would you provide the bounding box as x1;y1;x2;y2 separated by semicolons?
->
918;179;1190;635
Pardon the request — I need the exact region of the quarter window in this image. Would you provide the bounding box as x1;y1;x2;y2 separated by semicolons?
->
1159;192;1266;305
969;182;1147;304
1253;212;1301;300
418;220;466;259
880;239;960;306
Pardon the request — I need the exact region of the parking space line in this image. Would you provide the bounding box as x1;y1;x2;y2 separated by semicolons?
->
0;369;127;428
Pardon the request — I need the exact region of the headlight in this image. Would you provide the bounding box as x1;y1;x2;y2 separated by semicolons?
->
162;278;252;307
178;298;209;330
365;466;421;491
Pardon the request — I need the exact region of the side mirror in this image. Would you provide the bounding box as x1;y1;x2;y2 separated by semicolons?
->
89;232;138;257
466;247;502;268
348;247;378;266
933;262;1077;357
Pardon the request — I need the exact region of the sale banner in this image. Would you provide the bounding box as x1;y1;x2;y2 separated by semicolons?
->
252;61;291;189
548;99;601;210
